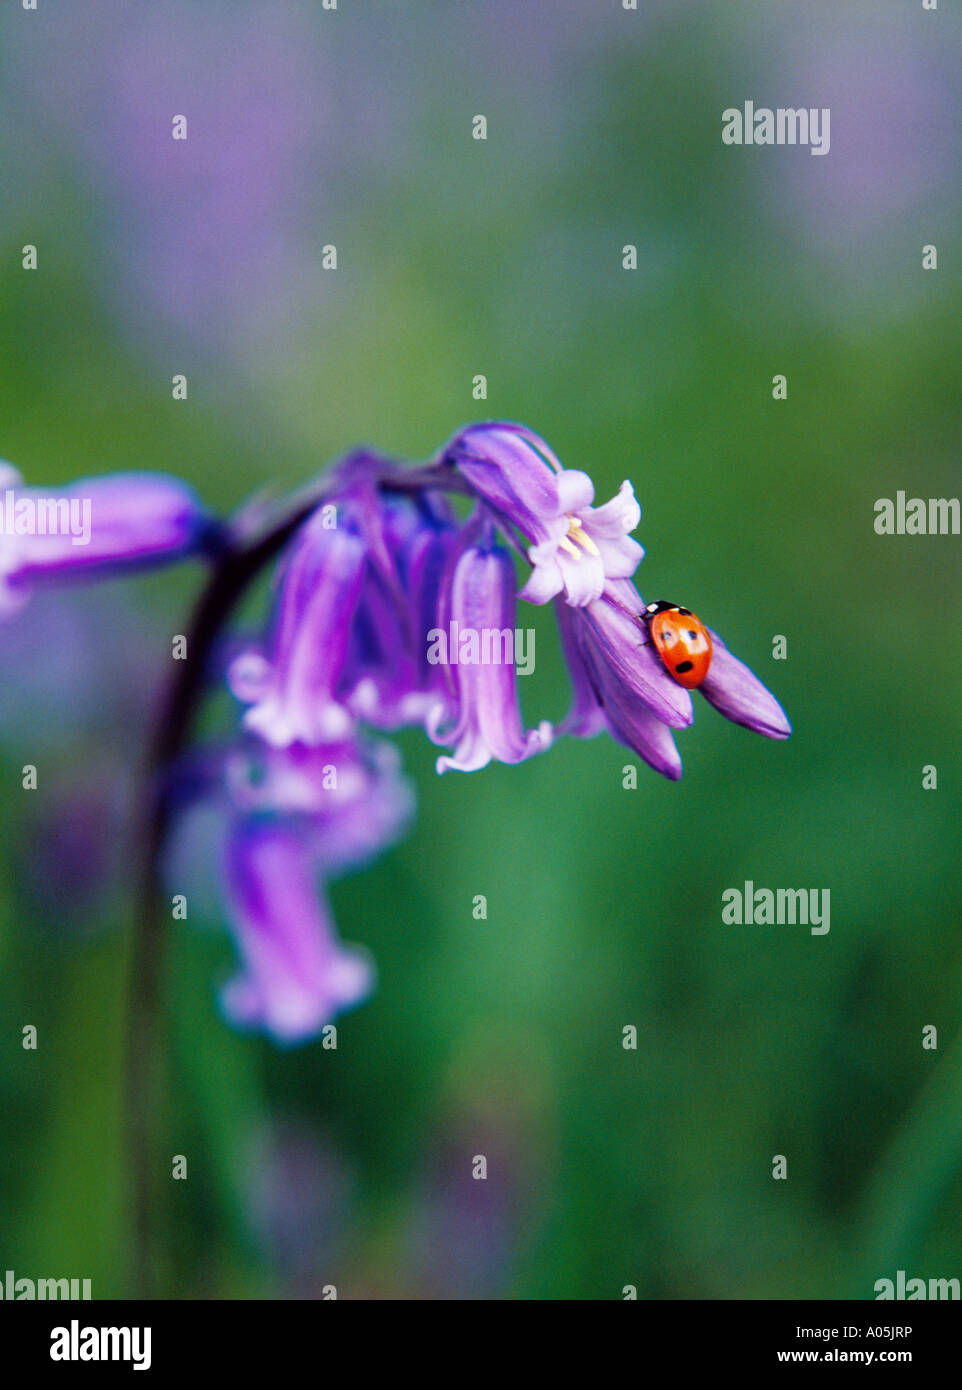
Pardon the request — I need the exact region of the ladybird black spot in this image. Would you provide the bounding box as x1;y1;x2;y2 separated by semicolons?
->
675;660;694;674
677;607;692;616
687;630;698;641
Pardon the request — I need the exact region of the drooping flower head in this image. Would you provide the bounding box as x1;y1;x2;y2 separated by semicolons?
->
0;465;215;619
444;422;644;607
340;493;461;734
2;420;792;1047
220;818;374;1045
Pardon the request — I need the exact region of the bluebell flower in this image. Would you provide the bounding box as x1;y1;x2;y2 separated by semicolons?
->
220;818;374;1045
445;422;643;606
2;419;792;1047
0;464;213;619
427;537;552;773
228;508;365;747
225;735;414;876
341;497;460;733
698;629;793;740
559;579;790;778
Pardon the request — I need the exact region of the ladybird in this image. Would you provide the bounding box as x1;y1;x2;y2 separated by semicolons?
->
641;600;713;689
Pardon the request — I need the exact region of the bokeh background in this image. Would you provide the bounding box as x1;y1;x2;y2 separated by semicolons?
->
1;0;960;1300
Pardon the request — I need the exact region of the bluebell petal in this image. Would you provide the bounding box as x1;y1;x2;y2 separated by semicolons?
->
429;542;552;773
700;631;792;739
1;471;211;615
580;589;694;729
221;819;374;1045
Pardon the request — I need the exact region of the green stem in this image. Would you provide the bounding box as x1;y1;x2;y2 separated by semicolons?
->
123;459;463;1296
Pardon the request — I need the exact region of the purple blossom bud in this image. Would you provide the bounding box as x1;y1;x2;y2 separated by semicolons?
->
557;601;683;780
341;502;459;732
557;580;790;778
228;508;365;747
226;736;414;876
578;581;694;730
700;630;792;739
220;818;373;1045
445;422;643;607
402;508;462;709
0;466;213;618
428;540;552;773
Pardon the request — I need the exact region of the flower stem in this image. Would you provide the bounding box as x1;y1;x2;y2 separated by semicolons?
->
124;457;464;1296
124;484;331;1298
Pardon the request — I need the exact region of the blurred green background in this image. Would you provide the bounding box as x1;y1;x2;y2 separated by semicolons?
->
1;1;960;1299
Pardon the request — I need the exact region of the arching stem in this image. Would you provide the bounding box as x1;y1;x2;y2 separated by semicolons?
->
123;458;464;1296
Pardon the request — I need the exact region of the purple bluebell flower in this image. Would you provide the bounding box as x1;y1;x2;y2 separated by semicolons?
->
395;501;462;720
559;579;790;778
0;465;213;618
428;538;552;774
228;507;365;747
201;731;412;1043
576;580;694;729
225;735;414;875
558;598;684;781
341;496;460;733
1;417;791;1056
220;818;374;1045
445;422;643;607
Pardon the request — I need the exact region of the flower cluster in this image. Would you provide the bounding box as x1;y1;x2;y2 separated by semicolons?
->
1;424;790;1043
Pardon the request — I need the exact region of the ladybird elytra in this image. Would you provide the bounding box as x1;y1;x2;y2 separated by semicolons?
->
642;600;713;689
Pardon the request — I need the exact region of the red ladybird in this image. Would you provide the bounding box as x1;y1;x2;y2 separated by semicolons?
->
641;600;713;689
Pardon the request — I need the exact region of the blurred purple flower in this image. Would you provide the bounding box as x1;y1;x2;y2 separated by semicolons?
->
0;588;161;740
229;510;365;748
408;1136;517;1300
220;818;374;1045
25;1;331;348
768;28;962;249
23;767;130;933
0;464;213;618
225;736;414;877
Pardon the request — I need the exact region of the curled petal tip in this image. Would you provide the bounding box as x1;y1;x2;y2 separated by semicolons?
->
700;635;792;740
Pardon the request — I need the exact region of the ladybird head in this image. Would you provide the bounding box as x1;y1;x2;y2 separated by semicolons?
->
643;599;689;619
